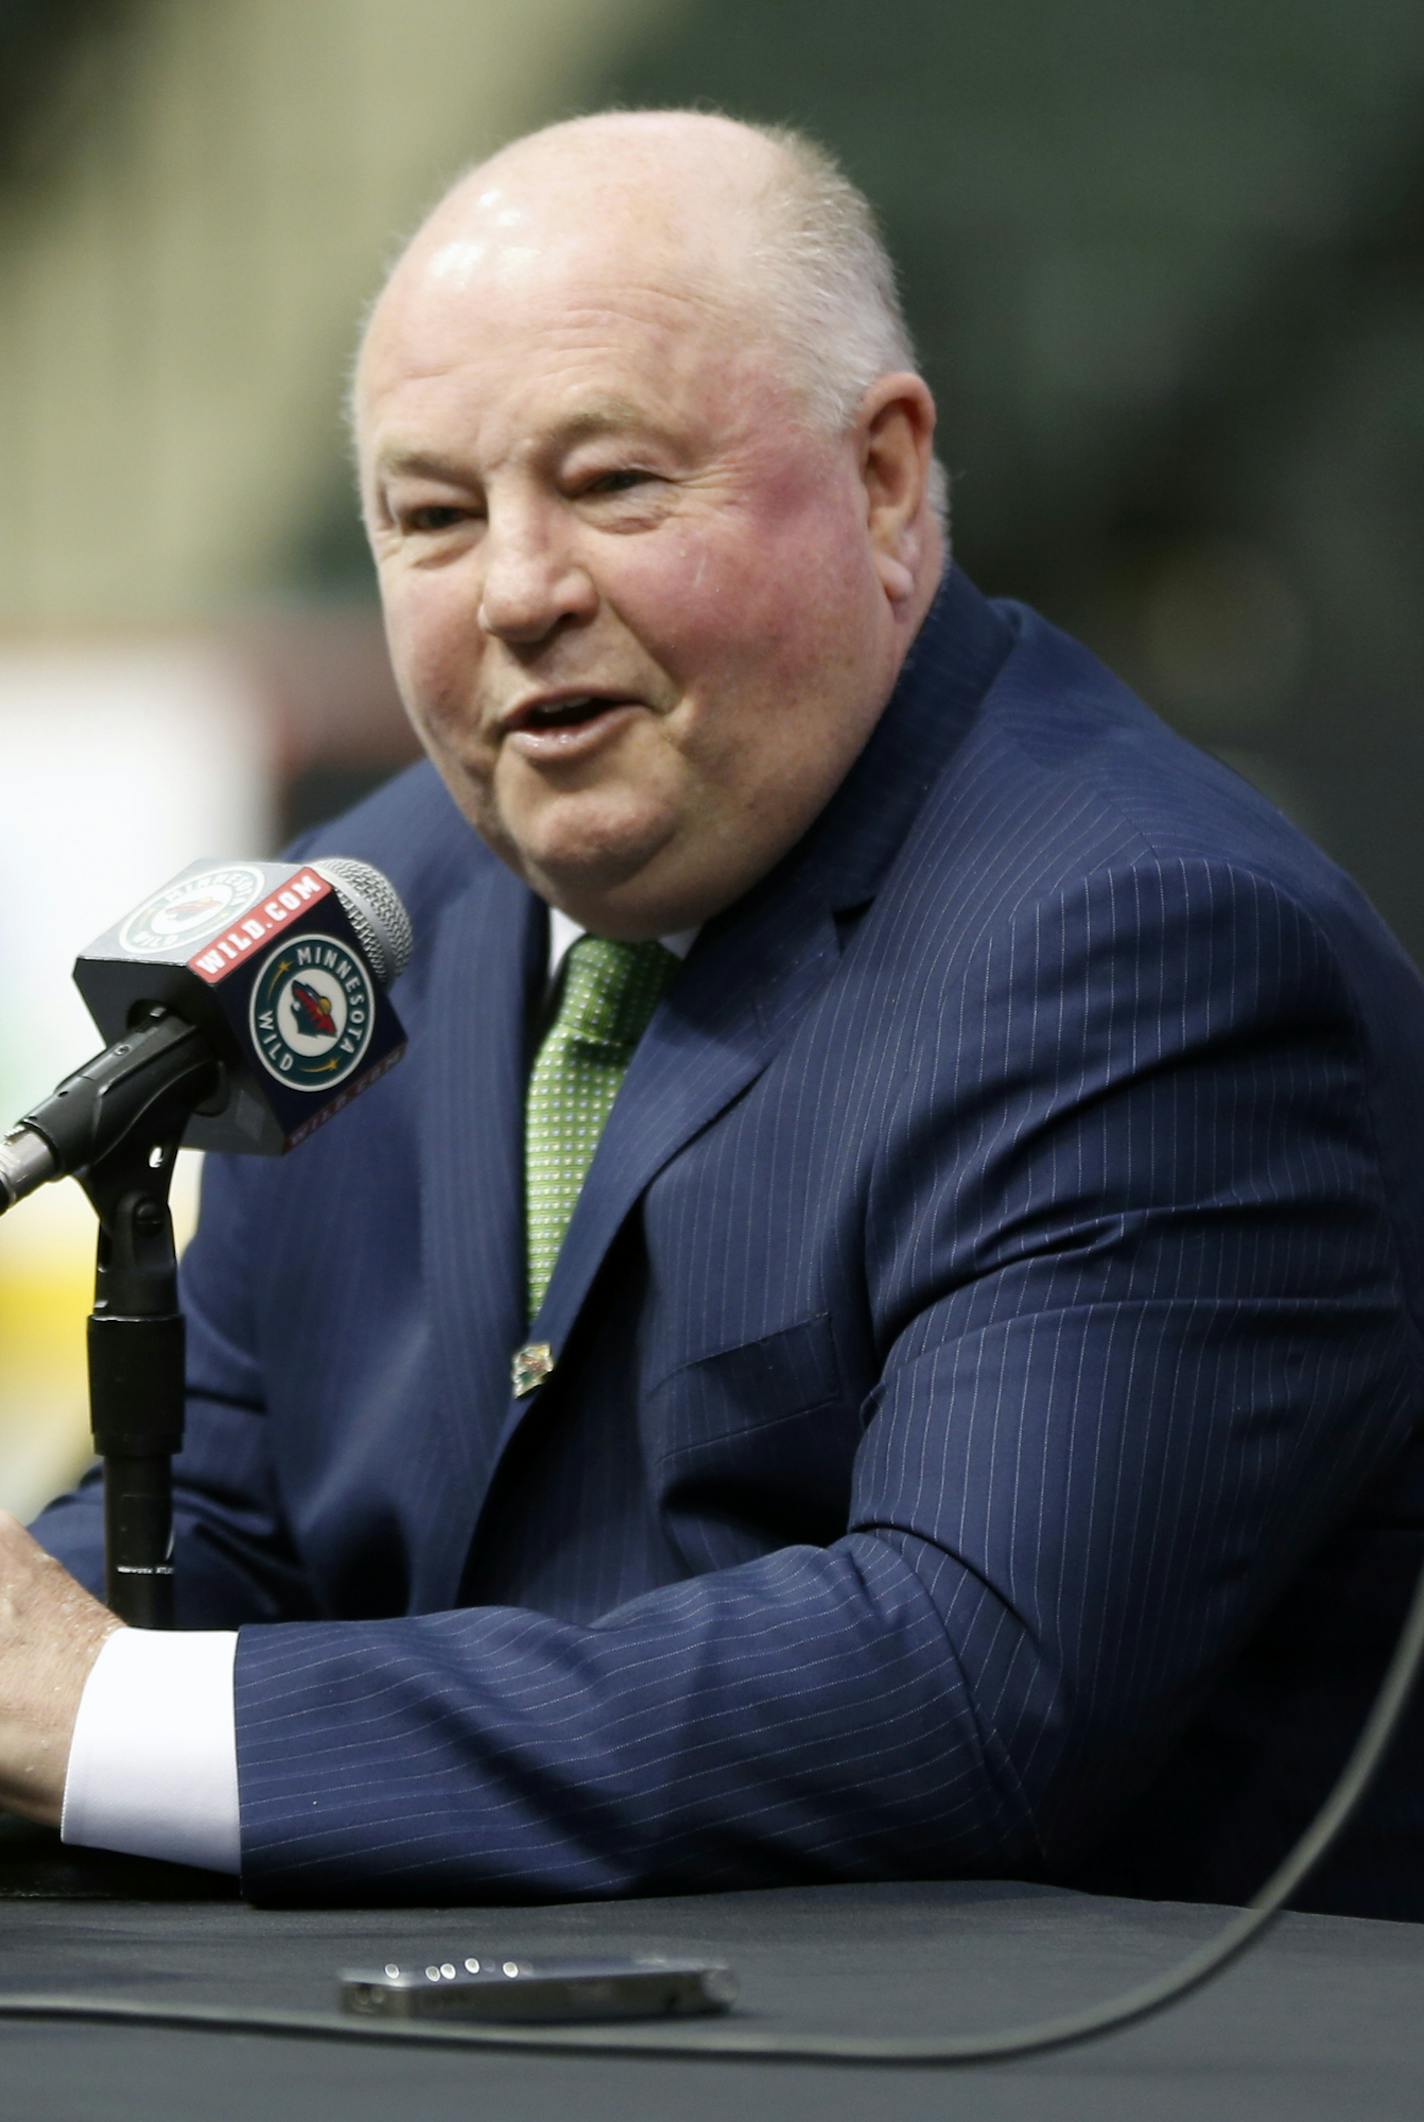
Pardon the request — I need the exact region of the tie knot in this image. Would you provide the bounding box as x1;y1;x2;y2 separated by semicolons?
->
557;936;675;1049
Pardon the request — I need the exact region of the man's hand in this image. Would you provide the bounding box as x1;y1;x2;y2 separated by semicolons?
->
0;1512;121;1828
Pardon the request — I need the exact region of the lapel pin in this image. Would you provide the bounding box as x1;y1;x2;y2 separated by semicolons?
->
511;1342;556;1397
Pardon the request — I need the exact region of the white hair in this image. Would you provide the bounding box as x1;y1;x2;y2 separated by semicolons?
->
740;120;951;533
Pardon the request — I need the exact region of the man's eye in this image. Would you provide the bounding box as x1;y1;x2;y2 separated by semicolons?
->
583;469;651;496
403;504;469;533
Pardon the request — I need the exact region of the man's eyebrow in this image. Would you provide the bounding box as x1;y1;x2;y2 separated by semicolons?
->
555;398;657;445
373;446;472;484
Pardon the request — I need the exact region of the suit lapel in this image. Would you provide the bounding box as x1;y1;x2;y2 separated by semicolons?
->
419;852;544;1539
522;898;843;1367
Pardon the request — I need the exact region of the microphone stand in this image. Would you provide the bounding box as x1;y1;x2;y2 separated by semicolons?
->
73;1011;220;1628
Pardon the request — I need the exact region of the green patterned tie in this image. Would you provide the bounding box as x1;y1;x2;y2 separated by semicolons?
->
525;935;675;1316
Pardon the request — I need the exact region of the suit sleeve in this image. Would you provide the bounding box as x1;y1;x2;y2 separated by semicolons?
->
231;856;1424;1902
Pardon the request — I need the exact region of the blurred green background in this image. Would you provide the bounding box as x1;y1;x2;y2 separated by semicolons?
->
2;0;1421;1507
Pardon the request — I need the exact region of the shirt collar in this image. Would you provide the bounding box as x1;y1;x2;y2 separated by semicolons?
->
546;905;698;985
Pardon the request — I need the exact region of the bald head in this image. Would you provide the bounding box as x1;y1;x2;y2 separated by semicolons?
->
362;115;769;408
425;108;791;257
358;110;942;486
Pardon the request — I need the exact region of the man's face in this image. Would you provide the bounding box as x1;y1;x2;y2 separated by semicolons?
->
357;194;899;937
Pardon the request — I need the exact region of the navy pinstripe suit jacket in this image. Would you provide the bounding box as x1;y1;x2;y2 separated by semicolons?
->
34;567;1424;1914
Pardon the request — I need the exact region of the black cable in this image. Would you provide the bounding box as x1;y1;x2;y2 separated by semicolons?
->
1;1549;1421;2068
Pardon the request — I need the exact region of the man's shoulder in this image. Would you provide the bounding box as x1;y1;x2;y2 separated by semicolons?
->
920;588;1364;924
876;582;1423;1044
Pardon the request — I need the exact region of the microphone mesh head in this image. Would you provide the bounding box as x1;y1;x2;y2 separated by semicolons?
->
312;859;414;988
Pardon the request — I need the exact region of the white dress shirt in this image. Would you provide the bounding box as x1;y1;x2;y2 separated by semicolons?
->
61;909;694;1873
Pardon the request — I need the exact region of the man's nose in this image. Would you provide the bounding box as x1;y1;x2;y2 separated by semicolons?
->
477;515;597;644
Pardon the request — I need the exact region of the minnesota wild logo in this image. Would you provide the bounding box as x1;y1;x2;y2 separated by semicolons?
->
249;933;374;1091
119;863;268;957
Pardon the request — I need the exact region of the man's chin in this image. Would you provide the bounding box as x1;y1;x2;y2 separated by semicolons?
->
516;825;684;936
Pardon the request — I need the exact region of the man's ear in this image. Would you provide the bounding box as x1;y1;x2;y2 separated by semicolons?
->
856;372;938;604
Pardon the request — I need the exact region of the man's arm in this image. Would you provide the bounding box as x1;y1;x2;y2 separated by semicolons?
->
224;856;1423;1901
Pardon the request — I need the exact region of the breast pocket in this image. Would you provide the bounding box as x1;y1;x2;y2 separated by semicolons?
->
645;1314;864;1560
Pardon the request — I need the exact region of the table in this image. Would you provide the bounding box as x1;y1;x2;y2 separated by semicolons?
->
2;1822;1421;2121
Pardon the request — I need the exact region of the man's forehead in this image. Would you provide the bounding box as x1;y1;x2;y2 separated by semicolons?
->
372;214;705;375
362;259;737;408
407;200;731;327
359;220;757;444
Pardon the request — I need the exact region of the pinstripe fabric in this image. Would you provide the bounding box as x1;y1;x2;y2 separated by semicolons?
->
32;567;1424;1916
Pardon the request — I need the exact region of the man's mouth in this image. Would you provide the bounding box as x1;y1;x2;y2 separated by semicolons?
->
500;693;643;759
512;695;623;732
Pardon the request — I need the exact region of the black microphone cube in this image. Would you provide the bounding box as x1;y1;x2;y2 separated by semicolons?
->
73;859;407;1156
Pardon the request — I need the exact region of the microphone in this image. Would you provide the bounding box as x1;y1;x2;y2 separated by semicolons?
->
0;856;413;1215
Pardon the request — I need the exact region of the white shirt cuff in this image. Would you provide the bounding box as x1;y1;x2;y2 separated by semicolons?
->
61;1627;241;1874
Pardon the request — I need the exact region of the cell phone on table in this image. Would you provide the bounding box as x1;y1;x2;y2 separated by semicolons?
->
340;1952;737;2022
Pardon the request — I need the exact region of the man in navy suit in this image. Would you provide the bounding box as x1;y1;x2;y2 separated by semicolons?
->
7;110;1424;1917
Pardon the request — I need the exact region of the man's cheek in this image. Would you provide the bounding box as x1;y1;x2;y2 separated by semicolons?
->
393;628;474;737
652;568;786;688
